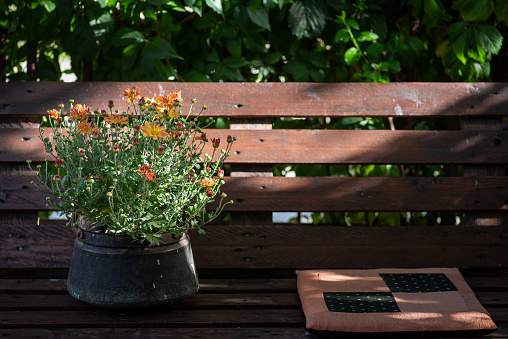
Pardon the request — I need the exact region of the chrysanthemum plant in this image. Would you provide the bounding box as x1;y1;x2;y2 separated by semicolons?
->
28;88;235;244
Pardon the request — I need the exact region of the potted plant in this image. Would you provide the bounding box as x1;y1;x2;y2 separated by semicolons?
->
27;87;234;309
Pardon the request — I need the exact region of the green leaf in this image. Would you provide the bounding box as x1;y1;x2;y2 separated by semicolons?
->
344;47;362;66
389;60;401;73
40;0;56;12
449;22;469;64
205;0;223;14
494;0;508;24
357;31;379;42
453;0;494;21
247;7;271;31
334;29;350;43
289;0;328;39
345;19;360;30
365;43;384;56
423;0;452;22
110;28;146;46
223;56;249;68
473;24;503;54
145;37;183;59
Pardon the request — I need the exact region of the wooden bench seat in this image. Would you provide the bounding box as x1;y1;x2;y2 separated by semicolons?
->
0;82;507;338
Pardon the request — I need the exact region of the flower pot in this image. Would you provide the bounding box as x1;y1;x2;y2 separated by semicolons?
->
66;229;199;310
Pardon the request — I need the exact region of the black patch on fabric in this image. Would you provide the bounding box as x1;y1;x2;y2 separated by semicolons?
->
380;273;457;293
323;292;400;313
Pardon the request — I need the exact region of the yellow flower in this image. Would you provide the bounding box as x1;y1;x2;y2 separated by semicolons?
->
124;87;141;103
199;178;216;188
140;121;169;140
76;121;96;134
104;115;129;125
69;104;88;121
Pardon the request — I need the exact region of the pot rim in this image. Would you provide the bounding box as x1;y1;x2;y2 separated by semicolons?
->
75;227;186;248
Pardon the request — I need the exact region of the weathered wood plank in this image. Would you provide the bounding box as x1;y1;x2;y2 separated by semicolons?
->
1;328;317;339
1;82;507;118
191;245;507;269
1;222;506;268
0;309;306;327
3;128;507;164
2;176;507;212
1;291;504;311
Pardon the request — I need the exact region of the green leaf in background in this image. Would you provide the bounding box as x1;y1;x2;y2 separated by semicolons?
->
110;28;146;46
288;0;328;39
494;0;508;24
205;0;223;14
40;0;56;12
344;47;362;65
473;24;503;54
424;0;452;22
247;7;271;31
145;37;182;59
449;21;469;64
334;28;350;43
452;0;494;21
357;31;379;42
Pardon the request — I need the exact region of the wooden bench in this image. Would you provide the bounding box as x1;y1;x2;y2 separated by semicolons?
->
0;82;507;338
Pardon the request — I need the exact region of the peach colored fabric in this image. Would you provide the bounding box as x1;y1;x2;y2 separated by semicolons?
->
296;268;497;333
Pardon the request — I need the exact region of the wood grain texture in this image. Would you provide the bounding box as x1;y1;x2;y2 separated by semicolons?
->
1;222;506;269
1;82;507;118
2;128;507;164
2;175;506;212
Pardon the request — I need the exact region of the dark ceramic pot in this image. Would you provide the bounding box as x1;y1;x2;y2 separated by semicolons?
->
67;229;199;310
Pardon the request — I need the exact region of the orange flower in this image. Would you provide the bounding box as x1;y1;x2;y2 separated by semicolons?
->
47;109;59;119
104;115;129;125
124;87;141;103
140;121;169;140
137;164;160;181
153;91;183;118
199;178;216;188
76;121;97;134
69;104;88;121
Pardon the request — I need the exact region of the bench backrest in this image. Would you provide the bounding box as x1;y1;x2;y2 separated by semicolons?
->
1;82;506;269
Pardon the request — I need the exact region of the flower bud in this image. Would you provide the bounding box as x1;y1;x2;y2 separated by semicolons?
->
55;118;62;125
191;98;197;103
55;158;64;168
211;137;220;148
206;188;214;197
53;174;61;182
221;192;227;198
26;160;32;164
78;150;85;157
189;169;195;176
157;147;164;155
218;169;224;178
59;102;64;109
113;145;120;153
206;167;211;172
108;100;114;108
202;105;207;110
107;192;113;197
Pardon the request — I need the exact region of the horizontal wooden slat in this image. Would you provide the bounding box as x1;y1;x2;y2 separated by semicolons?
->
2;128;507;164
2;223;506;268
1;82;507;118
1;175;506;212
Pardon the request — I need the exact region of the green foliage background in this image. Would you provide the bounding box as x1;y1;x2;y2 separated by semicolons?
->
2;0;506;225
